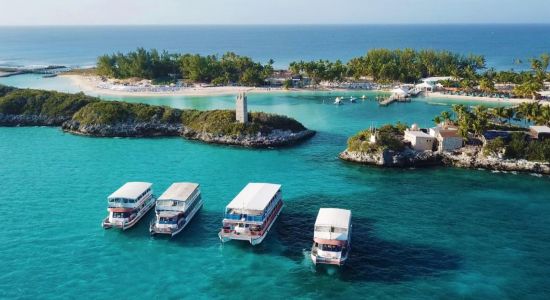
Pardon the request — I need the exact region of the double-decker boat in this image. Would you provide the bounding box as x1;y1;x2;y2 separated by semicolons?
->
218;183;283;245
311;208;352;266
102;182;156;230
150;182;203;237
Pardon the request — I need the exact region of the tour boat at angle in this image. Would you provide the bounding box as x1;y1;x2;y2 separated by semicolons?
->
150;182;203;237
311;208;352;266
102;182;156;230
218;183;283;245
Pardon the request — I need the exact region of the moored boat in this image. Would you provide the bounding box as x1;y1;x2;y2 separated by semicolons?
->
150;182;203;237
102;182;156;230
218;183;283;245
311;208;352;266
334;97;344;105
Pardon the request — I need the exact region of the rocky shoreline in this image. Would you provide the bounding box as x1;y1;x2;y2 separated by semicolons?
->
340;146;550;175
1;113;315;148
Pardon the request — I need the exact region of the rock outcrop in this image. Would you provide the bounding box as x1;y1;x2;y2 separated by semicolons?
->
3;115;315;148
0;113;70;126
340;146;550;175
339;148;441;167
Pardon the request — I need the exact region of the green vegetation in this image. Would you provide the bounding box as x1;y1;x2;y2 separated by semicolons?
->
347;123;407;152
0;87;97;117
434;103;550;140
72;101;182;125
0;85;307;137
290;49;486;84
484;133;550;162
96;48;274;86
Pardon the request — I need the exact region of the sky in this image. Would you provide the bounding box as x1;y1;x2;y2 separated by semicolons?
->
0;0;549;26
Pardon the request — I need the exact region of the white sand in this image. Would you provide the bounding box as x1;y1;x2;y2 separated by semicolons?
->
426;91;546;106
62;74;333;97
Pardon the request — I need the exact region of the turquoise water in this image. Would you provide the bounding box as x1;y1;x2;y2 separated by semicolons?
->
2;25;550;70
1;88;550;299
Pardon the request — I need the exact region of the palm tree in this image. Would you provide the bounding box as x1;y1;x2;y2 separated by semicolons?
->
471;106;489;137
479;78;496;94
504;107;515;124
452;104;468;121
440;111;452;122
491;106;507;124
433;116;442;125
537;106;550;126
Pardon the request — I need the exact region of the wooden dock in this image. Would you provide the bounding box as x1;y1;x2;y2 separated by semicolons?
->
379;95;411;106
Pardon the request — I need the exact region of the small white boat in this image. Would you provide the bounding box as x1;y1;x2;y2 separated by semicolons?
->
334;97;344;105
102;182;156;230
349;96;357;103
361;95;366;99
219;183;283;245
150;182;203;237
311;208;352;266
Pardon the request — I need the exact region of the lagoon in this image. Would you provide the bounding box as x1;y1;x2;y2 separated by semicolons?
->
1;87;549;298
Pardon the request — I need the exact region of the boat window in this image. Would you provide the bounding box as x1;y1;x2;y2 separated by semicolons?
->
112;212;129;218
320;244;342;252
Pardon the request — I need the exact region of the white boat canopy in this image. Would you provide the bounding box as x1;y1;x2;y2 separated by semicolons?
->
226;183;281;212
158;182;199;202
415;82;435;90
315;208;351;230
108;182;152;200
421;76;454;83
391;87;409;96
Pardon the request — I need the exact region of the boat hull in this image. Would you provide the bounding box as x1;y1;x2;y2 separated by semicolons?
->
150;200;203;237
218;202;283;245
102;196;156;230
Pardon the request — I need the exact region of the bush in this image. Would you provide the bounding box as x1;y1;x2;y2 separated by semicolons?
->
347;124;406;153
0;89;96;117
483;137;506;156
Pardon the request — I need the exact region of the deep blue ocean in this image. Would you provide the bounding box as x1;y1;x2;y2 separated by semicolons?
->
1;26;550;299
1;25;550;69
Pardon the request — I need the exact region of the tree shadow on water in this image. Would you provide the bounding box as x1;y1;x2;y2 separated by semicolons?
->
276;209;461;283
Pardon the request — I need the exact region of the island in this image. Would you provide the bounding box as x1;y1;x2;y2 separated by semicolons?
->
0;85;315;148
57;48;550;104
340;104;550;175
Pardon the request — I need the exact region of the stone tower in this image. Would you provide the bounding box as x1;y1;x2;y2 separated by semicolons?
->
236;92;248;124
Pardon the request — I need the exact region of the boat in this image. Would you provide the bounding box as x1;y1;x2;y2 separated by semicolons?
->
150;182;203;237
349;96;357;103
310;208;352;266
218;183;283;245
361;95;366;99
334;97;344;105
102;182;156;230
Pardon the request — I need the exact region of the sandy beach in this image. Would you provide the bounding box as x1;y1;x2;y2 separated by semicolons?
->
62;74;335;97
426;91;547;106
62;74;549;106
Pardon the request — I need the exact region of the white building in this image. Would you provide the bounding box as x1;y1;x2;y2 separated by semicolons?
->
530;125;550;140
430;125;463;152
404;125;435;151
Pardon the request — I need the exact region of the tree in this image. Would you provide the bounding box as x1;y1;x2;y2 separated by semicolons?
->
479;78;496;94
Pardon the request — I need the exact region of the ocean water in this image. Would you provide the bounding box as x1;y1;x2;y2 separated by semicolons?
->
1;89;550;299
1;25;550;70
2;24;550;299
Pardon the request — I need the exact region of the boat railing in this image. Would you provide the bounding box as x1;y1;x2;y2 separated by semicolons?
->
224;213;265;222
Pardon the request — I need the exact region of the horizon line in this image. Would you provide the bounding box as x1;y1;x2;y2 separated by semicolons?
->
1;22;550;27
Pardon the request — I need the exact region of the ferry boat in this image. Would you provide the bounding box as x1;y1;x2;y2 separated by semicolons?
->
150;182;203;237
218;183;283;245
311;208;352;266
102;182;156;230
